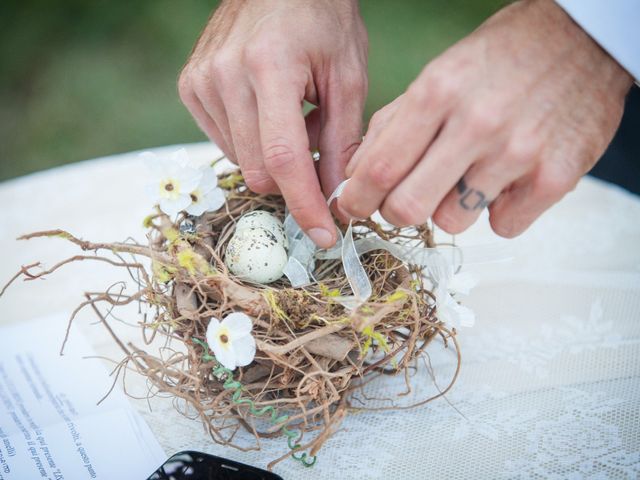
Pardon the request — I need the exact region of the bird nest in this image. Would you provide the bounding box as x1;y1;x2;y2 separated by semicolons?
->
2;168;461;470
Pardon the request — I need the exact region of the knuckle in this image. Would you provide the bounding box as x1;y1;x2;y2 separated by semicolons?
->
339;192;374;220
413;71;452;108
465;102;502;135
433;208;467;235
262;142;297;174
209;51;239;89
382;192;423;226
369;110;385;128
407;81;430;108
243;41;271;72
504;132;542;166
342;203;370;220
243;35;287;74
243;169;276;194
367;99;400;132
534;167;575;202
285;203;316;230
177;70;193;103
189;69;211;98
367;156;398;191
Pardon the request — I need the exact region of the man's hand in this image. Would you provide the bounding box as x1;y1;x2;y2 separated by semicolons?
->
339;0;633;238
179;0;368;248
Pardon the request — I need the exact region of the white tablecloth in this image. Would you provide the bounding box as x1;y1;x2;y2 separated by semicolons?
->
1;143;639;479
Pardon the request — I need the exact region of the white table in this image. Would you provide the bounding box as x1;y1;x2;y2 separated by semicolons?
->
2;143;639;479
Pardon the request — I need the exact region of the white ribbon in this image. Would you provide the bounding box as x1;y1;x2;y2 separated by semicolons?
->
281;214;317;287
282;180;513;310
282;180;371;309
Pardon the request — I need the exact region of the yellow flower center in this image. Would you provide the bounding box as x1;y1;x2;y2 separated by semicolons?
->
217;326;231;350
159;178;181;200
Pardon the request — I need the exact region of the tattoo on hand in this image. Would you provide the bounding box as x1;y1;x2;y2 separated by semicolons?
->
456;178;490;210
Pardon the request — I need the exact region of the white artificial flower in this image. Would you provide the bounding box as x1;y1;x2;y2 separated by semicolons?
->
185;167;226;216
427;252;477;329
449;271;477;296
434;285;476;329
143;148;202;217
206;312;256;371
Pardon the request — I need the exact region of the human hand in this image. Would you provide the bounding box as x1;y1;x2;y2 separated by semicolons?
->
179;0;368;248
339;0;633;238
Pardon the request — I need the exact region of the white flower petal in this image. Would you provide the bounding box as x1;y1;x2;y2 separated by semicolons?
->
428;252;454;287
185;198;208;217
449;272;477;296
205;317;222;347
170;148;190;168
199;168;219;192
233;335;256;367
159;194;191;217
178;169;203;194
435;286;454;323
453;303;476;328
435;286;475;329
141;152;173;178
204;188;226;212
223;312;253;337
213;343;237;371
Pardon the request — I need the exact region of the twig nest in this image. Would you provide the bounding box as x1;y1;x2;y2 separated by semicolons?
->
236;210;288;249
225;227;288;284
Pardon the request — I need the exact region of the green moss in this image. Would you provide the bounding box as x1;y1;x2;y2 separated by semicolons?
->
359;325;391;358
162;227;180;243
319;283;341;299
152;260;175;283
386;290;408;303
142;213;156;228
177;247;212;275
218;173;244;190
263;290;289;322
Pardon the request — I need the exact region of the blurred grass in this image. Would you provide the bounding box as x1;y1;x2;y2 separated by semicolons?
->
0;0;504;181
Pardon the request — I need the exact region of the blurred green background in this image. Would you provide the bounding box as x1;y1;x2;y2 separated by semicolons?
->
1;0;506;181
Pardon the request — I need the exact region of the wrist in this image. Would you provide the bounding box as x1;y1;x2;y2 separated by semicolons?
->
534;0;634;96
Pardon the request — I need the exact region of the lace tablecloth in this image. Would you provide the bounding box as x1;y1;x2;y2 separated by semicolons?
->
1;143;639;479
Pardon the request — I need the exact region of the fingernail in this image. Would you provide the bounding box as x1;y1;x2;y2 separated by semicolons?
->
307;227;334;249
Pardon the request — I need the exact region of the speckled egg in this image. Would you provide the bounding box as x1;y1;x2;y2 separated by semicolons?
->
224;227;288;284
236;211;288;249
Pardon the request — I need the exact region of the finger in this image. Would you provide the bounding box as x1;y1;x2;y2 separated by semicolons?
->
317;73;366;196
306;108;323;188
339;78;448;220
253;74;336;248
190;70;237;164
431;166;509;235
178;72;234;161
378;120;480;227
345;94;404;177
488;163;577;238
224;86;280;194
317;74;367;221
432;140;537;234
